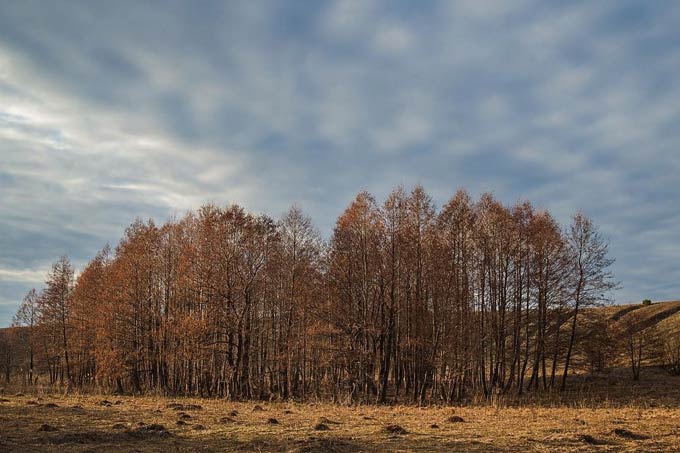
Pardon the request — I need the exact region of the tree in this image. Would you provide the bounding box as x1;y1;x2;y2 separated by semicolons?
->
12;289;40;384
578;309;615;375
616;313;663;381
435;189;475;401
326;191;384;403
70;246;111;386
39;256;75;385
275;205;322;399
0;328;17;383
561;213;618;391
377;187;408;403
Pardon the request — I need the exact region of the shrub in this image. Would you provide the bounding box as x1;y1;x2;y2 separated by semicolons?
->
642;299;652;306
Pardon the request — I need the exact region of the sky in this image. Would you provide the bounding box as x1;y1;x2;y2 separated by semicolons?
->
1;0;680;325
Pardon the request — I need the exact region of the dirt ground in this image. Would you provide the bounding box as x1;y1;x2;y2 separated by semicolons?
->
2;389;680;452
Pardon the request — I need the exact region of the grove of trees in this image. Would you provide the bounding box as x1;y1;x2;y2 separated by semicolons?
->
5;186;620;403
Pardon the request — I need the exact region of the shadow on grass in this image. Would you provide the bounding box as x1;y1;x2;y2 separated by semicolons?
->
42;429;169;445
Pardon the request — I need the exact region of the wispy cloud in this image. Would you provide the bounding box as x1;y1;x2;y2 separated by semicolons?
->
0;267;47;284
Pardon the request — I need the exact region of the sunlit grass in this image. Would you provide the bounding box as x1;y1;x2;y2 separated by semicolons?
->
2;382;680;452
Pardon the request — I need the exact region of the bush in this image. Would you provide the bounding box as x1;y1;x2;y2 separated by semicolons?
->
642;299;652;306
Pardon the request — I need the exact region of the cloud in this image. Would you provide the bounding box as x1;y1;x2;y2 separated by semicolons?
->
0;267;47;284
0;0;679;323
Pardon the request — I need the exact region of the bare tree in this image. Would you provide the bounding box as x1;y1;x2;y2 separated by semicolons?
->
616;312;663;381
12;289;40;384
561;213;617;391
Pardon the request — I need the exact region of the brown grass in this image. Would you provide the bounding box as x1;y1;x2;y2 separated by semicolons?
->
2;388;680;452
603;300;680;328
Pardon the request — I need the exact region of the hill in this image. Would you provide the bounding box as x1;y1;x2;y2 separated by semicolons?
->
603;300;680;331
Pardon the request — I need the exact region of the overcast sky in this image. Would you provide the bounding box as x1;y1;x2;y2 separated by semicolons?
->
1;0;679;325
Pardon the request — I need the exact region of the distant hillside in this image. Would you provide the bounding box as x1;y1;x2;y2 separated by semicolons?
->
598;300;680;334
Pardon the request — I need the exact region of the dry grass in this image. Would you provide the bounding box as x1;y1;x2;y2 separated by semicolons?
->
2;387;680;452
603;300;680;328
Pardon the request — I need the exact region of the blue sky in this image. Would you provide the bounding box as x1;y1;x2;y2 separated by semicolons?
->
1;0;679;325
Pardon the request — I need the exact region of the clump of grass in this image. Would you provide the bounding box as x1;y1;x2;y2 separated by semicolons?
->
577;434;604;445
612;428;649;440
446;415;464;423
384;424;407;434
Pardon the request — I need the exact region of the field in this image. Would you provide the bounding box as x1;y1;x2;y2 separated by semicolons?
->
3;301;680;452
2;376;680;453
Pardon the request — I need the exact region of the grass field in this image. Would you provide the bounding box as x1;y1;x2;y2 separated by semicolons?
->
2;378;680;452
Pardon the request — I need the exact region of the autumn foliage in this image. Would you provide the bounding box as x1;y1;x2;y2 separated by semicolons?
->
8;186;618;403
